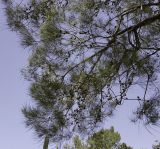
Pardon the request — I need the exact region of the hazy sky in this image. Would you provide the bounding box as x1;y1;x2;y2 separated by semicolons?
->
0;2;160;149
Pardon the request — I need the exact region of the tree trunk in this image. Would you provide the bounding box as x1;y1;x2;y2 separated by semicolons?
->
43;135;49;149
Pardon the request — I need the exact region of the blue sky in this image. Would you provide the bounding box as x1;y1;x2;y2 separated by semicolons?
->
0;2;160;149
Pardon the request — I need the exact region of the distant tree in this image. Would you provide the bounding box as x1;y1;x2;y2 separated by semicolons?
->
152;141;160;149
3;0;160;147
87;127;121;149
119;143;132;149
63;127;132;149
63;136;87;149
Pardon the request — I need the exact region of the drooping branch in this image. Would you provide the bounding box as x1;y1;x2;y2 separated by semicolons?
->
117;13;160;36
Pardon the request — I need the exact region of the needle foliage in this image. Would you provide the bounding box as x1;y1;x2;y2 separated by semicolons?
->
3;0;160;146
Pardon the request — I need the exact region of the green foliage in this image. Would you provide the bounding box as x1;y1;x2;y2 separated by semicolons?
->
63;127;132;149
119;143;133;149
63;135;87;149
3;0;160;146
87;127;121;149
73;136;87;149
84;0;95;10
40;20;61;42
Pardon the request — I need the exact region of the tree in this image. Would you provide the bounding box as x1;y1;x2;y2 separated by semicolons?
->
3;0;160;147
152;141;160;149
63;136;87;149
119;143;132;149
22;74;73;148
87;127;120;149
63;127;132;149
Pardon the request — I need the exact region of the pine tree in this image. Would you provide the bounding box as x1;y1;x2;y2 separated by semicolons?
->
63;127;132;149
3;0;160;147
153;141;160;149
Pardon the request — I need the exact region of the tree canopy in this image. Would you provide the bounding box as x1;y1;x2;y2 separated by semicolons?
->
87;127;121;149
63;127;132;149
152;141;160;149
3;0;160;146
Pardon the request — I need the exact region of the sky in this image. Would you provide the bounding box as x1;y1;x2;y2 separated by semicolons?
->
0;2;160;149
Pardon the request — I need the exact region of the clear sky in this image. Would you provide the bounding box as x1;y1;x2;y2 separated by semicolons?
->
0;2;160;149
